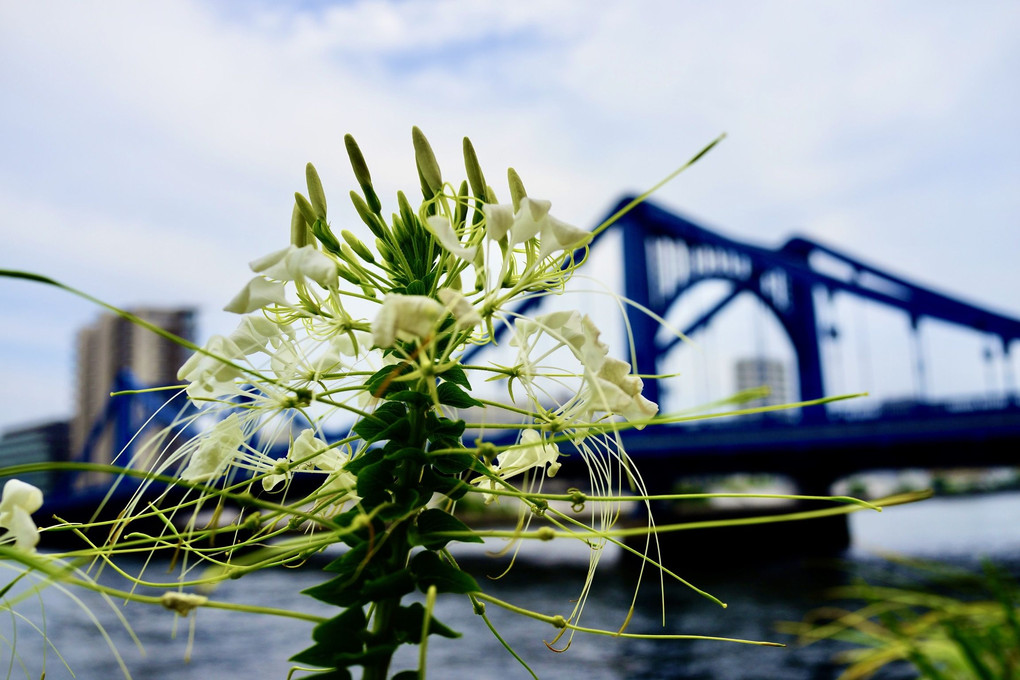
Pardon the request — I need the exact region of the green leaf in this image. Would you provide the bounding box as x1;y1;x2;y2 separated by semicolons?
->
365;363;413;399
392;602;461;643
344;447;383;475
383;445;428;465
379;487;424;521
387;390;431;408
436;381;483;409
324;543;369;575
429;451;476;475
391;672;419;680
301;573;366;607
419;467;471;500
311;607;367;645
361;568;416;601
295;670;352;680
356;459;395;504
353;401;408;443
411;509;483;550
410;551;480;594
439;364;472;389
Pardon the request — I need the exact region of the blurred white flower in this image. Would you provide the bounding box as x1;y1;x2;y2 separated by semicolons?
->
0;479;43;551
250;245;338;289
180;414;245;482
425;216;478;262
177;335;246;401
372;294;446;348
224;277;289;314
438;289;481;330
473;429;561;503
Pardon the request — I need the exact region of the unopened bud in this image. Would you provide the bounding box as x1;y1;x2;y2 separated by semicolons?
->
344;134;381;213
290;203;310;247
311;219;342;254
507;168;527;213
412;126;443;196
349;191;387;240
337;265;361;286
463;137;486;201
305;163;327;220
341;230;374;262
294;193;318;227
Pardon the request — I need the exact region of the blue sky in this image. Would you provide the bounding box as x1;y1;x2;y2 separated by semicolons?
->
1;1;1019;430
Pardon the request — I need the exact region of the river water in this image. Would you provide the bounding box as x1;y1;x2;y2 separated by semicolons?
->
8;492;1020;679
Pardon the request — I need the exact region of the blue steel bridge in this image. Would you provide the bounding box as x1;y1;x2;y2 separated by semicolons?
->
50;198;1020;517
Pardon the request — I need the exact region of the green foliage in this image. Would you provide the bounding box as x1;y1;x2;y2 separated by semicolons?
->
789;559;1020;680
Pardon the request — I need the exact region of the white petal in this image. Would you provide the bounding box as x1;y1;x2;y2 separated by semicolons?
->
538;215;592;260
224;277;289;314
482;204;514;241
371;294;445;348
508;197;550;245
181;415;244;482
438;288;481;329
426;216;478;262
0;479;43;515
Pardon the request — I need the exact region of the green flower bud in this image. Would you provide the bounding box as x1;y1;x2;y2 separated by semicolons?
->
310;219;342;255
507;167;527;212
344;133;381;213
412;126;442;197
349;191;388;240
305;163;327;220
455;180;469;228
290;203;310;247
336;264;361;285
341;230;374;262
463;137;486;201
294;192;318;227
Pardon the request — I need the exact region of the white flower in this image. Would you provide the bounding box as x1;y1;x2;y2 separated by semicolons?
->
224;277;289;314
584;356;659;427
482;203;514;241
508;197;550;246
512;312;657;429
438;288;481;330
177;336;246;400
181;414;245;482
537;213;592;260
262;429;357;494
425;216;478;262
0;479;43;551
498;429;561;478
249;245;338;288
228;314;286;355
472;429;561;503
371;294;446;348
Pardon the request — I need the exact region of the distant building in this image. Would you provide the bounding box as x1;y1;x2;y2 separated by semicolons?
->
72;308;195;485
734;358;789;409
0;420;69;494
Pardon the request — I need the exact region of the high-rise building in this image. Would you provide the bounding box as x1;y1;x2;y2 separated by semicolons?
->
0;420;69;494
72;308;195;484
734;357;789;410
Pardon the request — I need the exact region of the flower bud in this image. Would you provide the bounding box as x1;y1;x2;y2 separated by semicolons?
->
412;126;442;196
294;192;318;228
349;191;388;240
463;137;487;201
311;219;342;255
341;230;375;262
305;163;327;220
507;167;527;212
344;133;381;213
290;204;310;248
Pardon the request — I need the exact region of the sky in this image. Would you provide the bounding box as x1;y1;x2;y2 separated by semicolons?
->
1;1;1019;431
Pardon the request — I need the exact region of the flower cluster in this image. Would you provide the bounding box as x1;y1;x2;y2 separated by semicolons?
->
140;128;662;677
